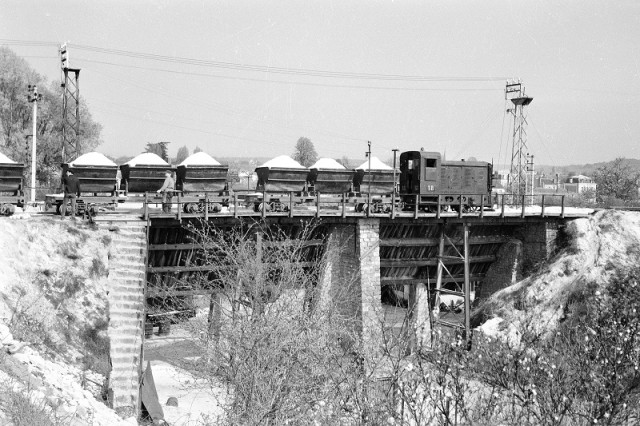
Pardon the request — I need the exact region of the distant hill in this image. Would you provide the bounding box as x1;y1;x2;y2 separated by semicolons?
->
537;158;640;177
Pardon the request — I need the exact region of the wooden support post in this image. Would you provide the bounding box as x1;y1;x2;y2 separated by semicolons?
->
436;197;441;219
289;191;294;218
204;194;209;221
341;193;346;218
433;226;445;327
262;190;267;218
316;191;321;218
233;193;238;218
521;195;526;218
541;195;546;217
391;188;396;219
143;192;148;220
501;194;505;218
480;194;484;219
414;194;419;219
458;195;463;219
207;292;222;345
177;193;182;222
463;223;471;350
561;195;565;218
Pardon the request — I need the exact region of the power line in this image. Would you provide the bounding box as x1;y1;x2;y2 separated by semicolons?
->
74;57;503;92
0;39;511;83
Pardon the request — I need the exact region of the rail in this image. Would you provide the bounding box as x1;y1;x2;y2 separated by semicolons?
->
141;191;579;221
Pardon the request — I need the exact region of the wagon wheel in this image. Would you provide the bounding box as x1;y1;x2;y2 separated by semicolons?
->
56;202;74;216
258;202;271;212
208;202;222;213
184;202;199;213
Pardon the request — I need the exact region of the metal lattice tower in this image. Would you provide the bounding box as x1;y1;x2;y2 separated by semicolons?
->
506;81;533;200
60;43;81;163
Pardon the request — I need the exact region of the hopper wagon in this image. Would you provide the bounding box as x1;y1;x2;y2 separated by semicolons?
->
0;162;25;215
253;166;310;212
120;163;173;195
47;162;125;216
175;164;230;213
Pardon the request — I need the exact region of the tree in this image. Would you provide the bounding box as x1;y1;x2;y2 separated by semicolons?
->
193;146;203;154
338;156;352;169
592;158;640;203
293;137;317;167
176;145;189;164
0;47;103;188
144;142;170;162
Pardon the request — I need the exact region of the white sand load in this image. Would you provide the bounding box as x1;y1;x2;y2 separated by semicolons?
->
69;152;117;167
179;151;221;166
259;155;306;169
310;158;346;169
356;156;393;170
126;152;169;166
0;151;17;163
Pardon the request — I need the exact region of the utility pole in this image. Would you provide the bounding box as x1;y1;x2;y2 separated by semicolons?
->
27;85;42;204
366;141;372;200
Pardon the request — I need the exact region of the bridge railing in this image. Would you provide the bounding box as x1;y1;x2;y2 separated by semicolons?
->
141;191;568;220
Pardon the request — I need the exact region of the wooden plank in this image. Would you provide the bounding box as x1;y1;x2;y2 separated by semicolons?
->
380;255;495;267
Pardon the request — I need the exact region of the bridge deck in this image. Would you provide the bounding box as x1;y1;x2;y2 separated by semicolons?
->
142;205;593;222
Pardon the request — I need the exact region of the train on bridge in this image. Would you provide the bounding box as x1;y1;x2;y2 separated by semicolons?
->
0;149;494;215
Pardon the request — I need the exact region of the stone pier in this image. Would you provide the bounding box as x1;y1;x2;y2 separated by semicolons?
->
102;219;147;418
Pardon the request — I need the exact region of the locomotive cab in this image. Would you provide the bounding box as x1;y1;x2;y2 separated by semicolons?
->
400;151;442;209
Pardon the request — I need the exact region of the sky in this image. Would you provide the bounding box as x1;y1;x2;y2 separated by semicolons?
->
2;0;639;167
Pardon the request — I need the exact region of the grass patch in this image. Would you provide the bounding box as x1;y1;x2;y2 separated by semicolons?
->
0;383;57;426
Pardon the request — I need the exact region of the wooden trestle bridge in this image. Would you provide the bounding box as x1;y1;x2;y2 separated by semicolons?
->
135;190;591;346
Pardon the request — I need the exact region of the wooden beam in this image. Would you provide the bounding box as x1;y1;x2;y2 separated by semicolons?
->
380;255;495;267
147;261;315;274
381;274;485;286
146;289;216;297
379;235;510;247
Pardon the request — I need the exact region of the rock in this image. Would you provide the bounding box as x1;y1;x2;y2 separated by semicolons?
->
166;396;179;407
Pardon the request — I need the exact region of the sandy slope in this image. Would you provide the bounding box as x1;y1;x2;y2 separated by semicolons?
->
476;210;640;339
0;215;137;425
